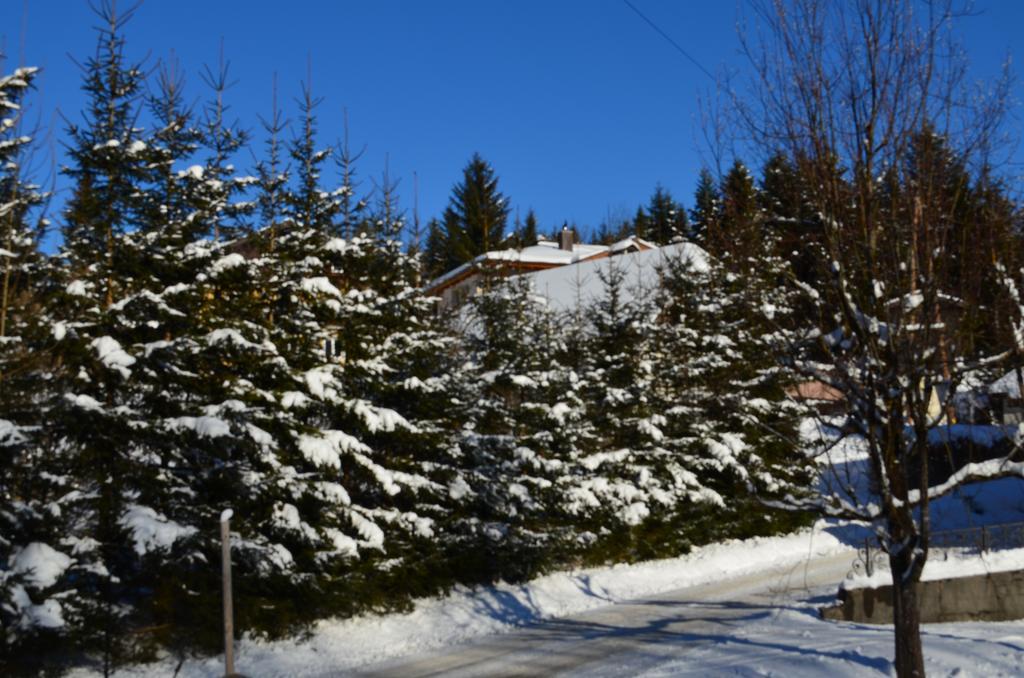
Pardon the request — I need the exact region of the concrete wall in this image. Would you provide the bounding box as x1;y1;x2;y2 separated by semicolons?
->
821;569;1024;624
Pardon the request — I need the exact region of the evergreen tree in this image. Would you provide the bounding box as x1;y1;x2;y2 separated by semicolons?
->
194;54;251;242
281;83;339;242
453;273;597;581
61;1;150;310
45;5;168;667
0;63;68;670
718;159;762;263
0;63;46;351
441;153;510;269
645;184;688;244
234;90;460;626
422;217;448;280
631;205;649;240
516;208;539;247
336;109;368;240
329;179;463;597
647;245;810;550
759;152;804;224
759;152;820;285
689;167;720;248
572;259;676;561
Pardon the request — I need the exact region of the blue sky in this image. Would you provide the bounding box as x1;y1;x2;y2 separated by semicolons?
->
3;0;1023;248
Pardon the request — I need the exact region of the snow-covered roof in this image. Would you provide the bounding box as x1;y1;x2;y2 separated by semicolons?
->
527;242;708;313
488;240;609;266
610;236;657;254
425;238;652;293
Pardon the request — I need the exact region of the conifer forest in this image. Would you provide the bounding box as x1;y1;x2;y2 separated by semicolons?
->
3;1;1024;676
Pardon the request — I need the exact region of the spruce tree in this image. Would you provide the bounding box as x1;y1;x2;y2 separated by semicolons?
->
232;86;459;623
759;152;819;284
508;208;539;249
645;184;688;244
0;62;68;670
195;54;251;242
690;167;720;248
521;209;539;246
252;76;288;255
648;246;809;549
718;159;762;264
46;4;167;667
422;217;448;281
441;153;510;268
572;259;678;561
759;152;805;225
631;205;649;240
453;273;597;581
336;109;368;240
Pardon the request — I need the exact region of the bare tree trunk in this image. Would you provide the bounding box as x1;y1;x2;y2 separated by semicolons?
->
0;253;11;339
889;547;925;677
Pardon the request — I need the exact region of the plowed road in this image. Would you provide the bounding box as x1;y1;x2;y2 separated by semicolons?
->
353;551;854;677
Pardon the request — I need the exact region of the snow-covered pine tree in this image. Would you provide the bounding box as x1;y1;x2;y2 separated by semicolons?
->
141;79;363;640
717;159;763;264
211;83;458;624
194;53;251;242
689;167;720;247
452;271;597;581
324;168;465;597
758;152;821;287
104;56;263;656
570;257;684;562
0;62;70;671
43;16;268;668
38;15;258;665
647;242;811;551
335;109;368;241
644;185;688;244
41;4;176;669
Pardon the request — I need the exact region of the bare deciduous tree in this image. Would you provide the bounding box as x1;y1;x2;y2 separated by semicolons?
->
734;2;1020;675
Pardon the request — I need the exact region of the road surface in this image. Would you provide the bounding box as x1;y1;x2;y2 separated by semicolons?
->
353;551;854;677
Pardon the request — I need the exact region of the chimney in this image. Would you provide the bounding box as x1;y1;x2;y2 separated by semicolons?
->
559;226;574;252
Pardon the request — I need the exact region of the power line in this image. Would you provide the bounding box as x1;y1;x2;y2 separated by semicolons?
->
621;0;716;82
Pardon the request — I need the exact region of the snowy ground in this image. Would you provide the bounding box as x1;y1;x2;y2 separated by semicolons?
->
846;544;1024;590
68;525;855;677
68;475;1024;677
632;607;1024;678
359;549;1024;678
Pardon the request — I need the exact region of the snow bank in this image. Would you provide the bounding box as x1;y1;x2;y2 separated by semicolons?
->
844;545;1024;590
629;607;1024;678
81;525;850;677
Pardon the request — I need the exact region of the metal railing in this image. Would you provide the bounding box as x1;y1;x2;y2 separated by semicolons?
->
929;521;1024;553
849;521;1024;579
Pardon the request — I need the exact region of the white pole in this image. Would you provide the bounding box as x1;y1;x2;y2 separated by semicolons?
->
221;509;235;677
